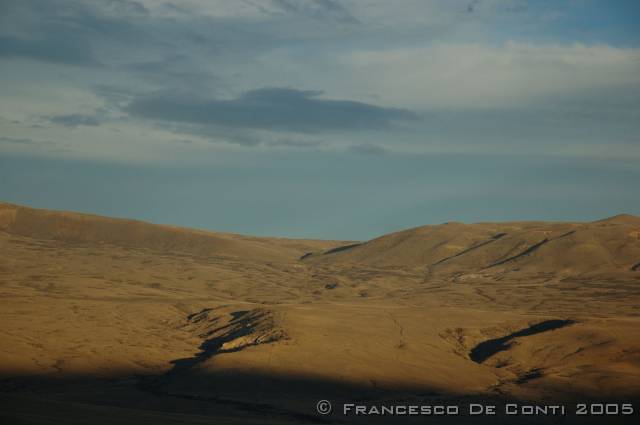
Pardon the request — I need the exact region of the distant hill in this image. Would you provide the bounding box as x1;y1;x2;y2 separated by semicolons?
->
305;215;640;281
2;201;639;281
0;202;344;262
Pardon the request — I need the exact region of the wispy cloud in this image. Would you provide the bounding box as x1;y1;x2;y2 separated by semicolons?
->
49;113;105;128
343;42;640;109
269;0;360;24
0;35;97;65
1;0;639;161
348;143;387;155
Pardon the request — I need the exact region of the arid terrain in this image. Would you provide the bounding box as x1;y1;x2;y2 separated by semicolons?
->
1;201;639;424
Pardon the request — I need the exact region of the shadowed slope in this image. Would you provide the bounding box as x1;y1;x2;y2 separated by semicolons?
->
469;319;575;363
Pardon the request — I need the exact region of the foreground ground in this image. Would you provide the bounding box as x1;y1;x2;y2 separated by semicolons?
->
1;202;639;424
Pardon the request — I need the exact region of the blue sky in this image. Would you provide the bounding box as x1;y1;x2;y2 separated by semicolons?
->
1;0;639;240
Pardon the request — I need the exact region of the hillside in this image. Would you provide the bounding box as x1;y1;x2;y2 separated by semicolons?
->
1;202;639;425
305;215;640;282
0;202;345;263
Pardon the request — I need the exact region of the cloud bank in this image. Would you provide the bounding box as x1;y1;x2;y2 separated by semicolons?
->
0;0;638;160
126;88;416;133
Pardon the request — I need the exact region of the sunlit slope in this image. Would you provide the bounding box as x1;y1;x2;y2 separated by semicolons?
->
1;202;640;424
0;202;344;262
307;216;640;280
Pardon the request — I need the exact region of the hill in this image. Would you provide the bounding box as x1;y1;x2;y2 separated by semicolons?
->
0;202;345;263
1;202;639;424
305;216;640;282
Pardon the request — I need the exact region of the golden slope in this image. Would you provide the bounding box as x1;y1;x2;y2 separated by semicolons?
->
1;202;639;424
307;217;640;281
0;202;344;262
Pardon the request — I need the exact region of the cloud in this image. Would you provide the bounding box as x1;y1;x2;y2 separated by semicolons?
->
49;114;104;128
0;136;40;145
0;0;146;65
125;87;416;133
269;0;360;24
348;143;387;155
343;43;640;109
0;136;69;153
466;0;480;13
0;36;96;65
266;138;323;148
2;0;639;163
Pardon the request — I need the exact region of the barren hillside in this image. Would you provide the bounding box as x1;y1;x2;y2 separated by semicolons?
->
0;202;345;262
305;215;640;282
1;203;639;424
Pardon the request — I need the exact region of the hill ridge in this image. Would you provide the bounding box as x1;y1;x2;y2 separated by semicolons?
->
307;214;640;281
0;202;345;262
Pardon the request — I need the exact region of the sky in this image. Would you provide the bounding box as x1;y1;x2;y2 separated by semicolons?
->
0;0;639;240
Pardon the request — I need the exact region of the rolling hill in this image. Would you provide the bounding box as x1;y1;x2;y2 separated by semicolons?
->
305;215;640;282
0;202;345;262
1;202;639;425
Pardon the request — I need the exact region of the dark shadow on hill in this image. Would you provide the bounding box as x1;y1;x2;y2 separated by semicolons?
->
487;238;550;268
167;307;290;383
470;319;575;363
486;231;576;269
323;243;362;255
169;308;282;376
299;243;362;260
433;233;507;266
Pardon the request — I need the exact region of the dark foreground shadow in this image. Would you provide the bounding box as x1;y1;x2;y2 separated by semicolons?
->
1;370;638;425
